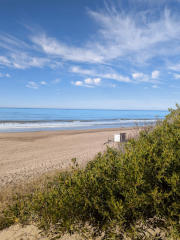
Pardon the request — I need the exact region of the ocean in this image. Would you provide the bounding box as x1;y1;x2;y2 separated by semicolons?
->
0;108;169;133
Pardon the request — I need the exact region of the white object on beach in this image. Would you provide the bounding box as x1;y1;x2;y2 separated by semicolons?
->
114;134;120;142
114;133;126;142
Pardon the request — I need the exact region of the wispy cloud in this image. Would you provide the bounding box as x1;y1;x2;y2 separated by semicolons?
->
0;31;29;52
87;7;180;64
1;3;180;88
28;6;180;66
153;85;159;88
31;33;104;64
26;82;38;89
174;73;180;79
0;72;10;77
169;64;180;72
71;66;132;83
0;52;62;69
72;67;162;84
0;31;62;70
170;85;180;88
51;78;61;84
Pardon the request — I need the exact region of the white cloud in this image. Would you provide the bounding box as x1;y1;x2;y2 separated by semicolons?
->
153;85;159;88
26;82;38;89
51;78;61;84
131;72;161;83
132;72;150;82
71;66;132;83
174;73;180;79
132;73;143;79
0;73;2;77
145;87;147;89
71;81;94;88
40;81;47;85
84;77;101;86
152;71;160;79
72;81;83;86
84;78;93;84
5;74;10;77
93;78;101;85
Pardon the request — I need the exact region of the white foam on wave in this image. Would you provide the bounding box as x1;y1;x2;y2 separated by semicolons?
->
0;119;158;131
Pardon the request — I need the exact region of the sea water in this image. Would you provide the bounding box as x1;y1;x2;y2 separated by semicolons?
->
0;108;169;133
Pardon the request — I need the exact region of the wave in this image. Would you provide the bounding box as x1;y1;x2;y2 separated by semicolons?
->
0;119;160;132
0;118;161;124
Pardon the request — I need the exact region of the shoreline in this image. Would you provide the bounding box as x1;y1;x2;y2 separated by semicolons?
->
0;127;138;188
0;126;134;136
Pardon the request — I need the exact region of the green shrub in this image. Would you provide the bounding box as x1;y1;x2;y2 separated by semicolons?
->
1;105;180;239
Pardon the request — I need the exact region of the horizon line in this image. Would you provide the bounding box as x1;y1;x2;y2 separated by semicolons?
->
0;107;169;111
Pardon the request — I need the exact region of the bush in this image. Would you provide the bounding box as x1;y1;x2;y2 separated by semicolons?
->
1;105;180;239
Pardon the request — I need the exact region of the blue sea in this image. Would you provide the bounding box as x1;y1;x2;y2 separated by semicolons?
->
0;108;169;133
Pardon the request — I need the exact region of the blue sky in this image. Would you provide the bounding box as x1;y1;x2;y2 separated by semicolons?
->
1;0;180;110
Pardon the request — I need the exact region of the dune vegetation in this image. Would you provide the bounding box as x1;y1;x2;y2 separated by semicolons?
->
1;105;180;239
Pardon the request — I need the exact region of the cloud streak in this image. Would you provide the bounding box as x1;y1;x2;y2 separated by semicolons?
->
70;66;132;83
0;52;62;69
0;2;180;88
26;82;38;89
51;78;61;84
174;73;180;79
26;7;180;67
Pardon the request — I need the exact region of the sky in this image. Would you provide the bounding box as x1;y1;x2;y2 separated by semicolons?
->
1;0;180;110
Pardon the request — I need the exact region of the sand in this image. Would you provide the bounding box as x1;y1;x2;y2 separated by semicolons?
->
0;127;136;188
0;127;138;240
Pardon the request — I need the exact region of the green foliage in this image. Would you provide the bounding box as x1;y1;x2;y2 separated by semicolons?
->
1;105;180;239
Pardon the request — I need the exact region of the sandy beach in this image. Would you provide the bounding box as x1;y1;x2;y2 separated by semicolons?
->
0;127;136;188
0;126;155;240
